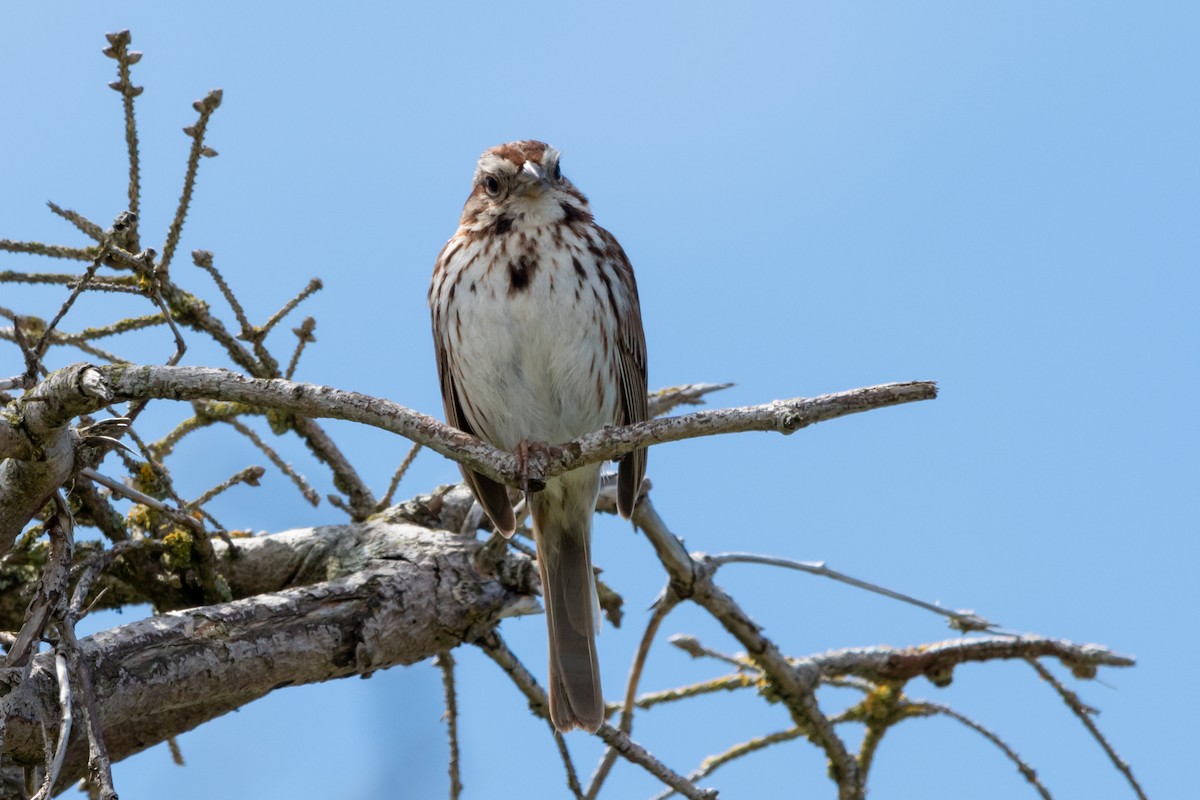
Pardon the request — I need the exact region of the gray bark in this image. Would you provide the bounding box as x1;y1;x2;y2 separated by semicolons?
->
0;518;538;792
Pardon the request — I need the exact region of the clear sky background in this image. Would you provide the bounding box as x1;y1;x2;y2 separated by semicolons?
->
2;3;1196;799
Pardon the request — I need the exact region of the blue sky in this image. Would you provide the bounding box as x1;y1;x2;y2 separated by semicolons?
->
2;3;1196;798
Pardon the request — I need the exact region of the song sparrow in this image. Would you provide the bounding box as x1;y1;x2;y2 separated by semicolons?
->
429;140;648;733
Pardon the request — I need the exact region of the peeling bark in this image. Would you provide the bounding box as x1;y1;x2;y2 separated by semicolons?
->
0;520;538;791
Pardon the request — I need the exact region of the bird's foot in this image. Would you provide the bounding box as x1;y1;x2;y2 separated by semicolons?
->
514;438;553;499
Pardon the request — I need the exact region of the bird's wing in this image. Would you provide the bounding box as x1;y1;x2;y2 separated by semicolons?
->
431;247;516;537
605;236;649;519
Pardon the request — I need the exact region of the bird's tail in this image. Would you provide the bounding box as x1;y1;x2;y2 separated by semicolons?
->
532;478;603;733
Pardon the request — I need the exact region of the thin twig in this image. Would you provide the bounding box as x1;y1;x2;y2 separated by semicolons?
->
0;326;125;364
1025;659;1146;800
911;701;1052;799
635;673;758;711
477;631;715;800
46;202;104;242
378;441;423;511
586;592;680;800
223;419;320;506
102;29;143;249
649;728;806;800
161;90;222;272
80;468;169;513
70;313;166;341
708;552;994;632
187;465;265;509
632;495;861;797
285;316;316;380
647;382;734;418
32;220;118;359
192;250;255;342
668;634;752;669
434;652;463;800
0;242;96;262
71;280;145;295
259;278;323;338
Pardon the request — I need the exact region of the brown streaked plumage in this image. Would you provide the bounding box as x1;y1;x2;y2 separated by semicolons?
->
429;140;647;732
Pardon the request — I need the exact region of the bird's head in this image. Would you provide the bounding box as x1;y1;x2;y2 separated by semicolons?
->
461;140;590;230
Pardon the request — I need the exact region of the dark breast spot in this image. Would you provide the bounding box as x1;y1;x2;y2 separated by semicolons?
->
507;255;538;295
493;216;513;235
560;201;593;227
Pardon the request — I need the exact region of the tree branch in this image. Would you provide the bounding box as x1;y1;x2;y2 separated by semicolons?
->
0;521;538;792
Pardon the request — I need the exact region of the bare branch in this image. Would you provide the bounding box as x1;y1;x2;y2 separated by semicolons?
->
647;383;733;418
32;213;135;361
82;364;936;492
378;442;423;511
0;244;96;263
46;203;104;243
161;90;222;272
1025;659;1147;800
434;652;463;800
285;317;316;380
649;728;805;800
477;631;715;800
801;637;1134;685
222;419;319;506
633;496;858;797
708;552;994;632
102;29;144;249
585;592;680;800
635;673;757;711
1;522;537;787
909;701;1052;800
192;250;256;348
187;465;265;509
259;278;323;339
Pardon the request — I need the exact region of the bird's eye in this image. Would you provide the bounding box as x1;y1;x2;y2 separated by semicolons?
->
552;160;562;181
484;176;502;197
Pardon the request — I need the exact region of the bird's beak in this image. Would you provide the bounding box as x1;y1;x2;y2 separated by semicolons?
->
518;161;549;195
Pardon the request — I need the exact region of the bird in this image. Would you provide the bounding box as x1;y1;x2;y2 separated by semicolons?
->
429;140;648;732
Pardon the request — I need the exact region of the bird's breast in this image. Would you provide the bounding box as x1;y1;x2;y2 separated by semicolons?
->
436;230;619;450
